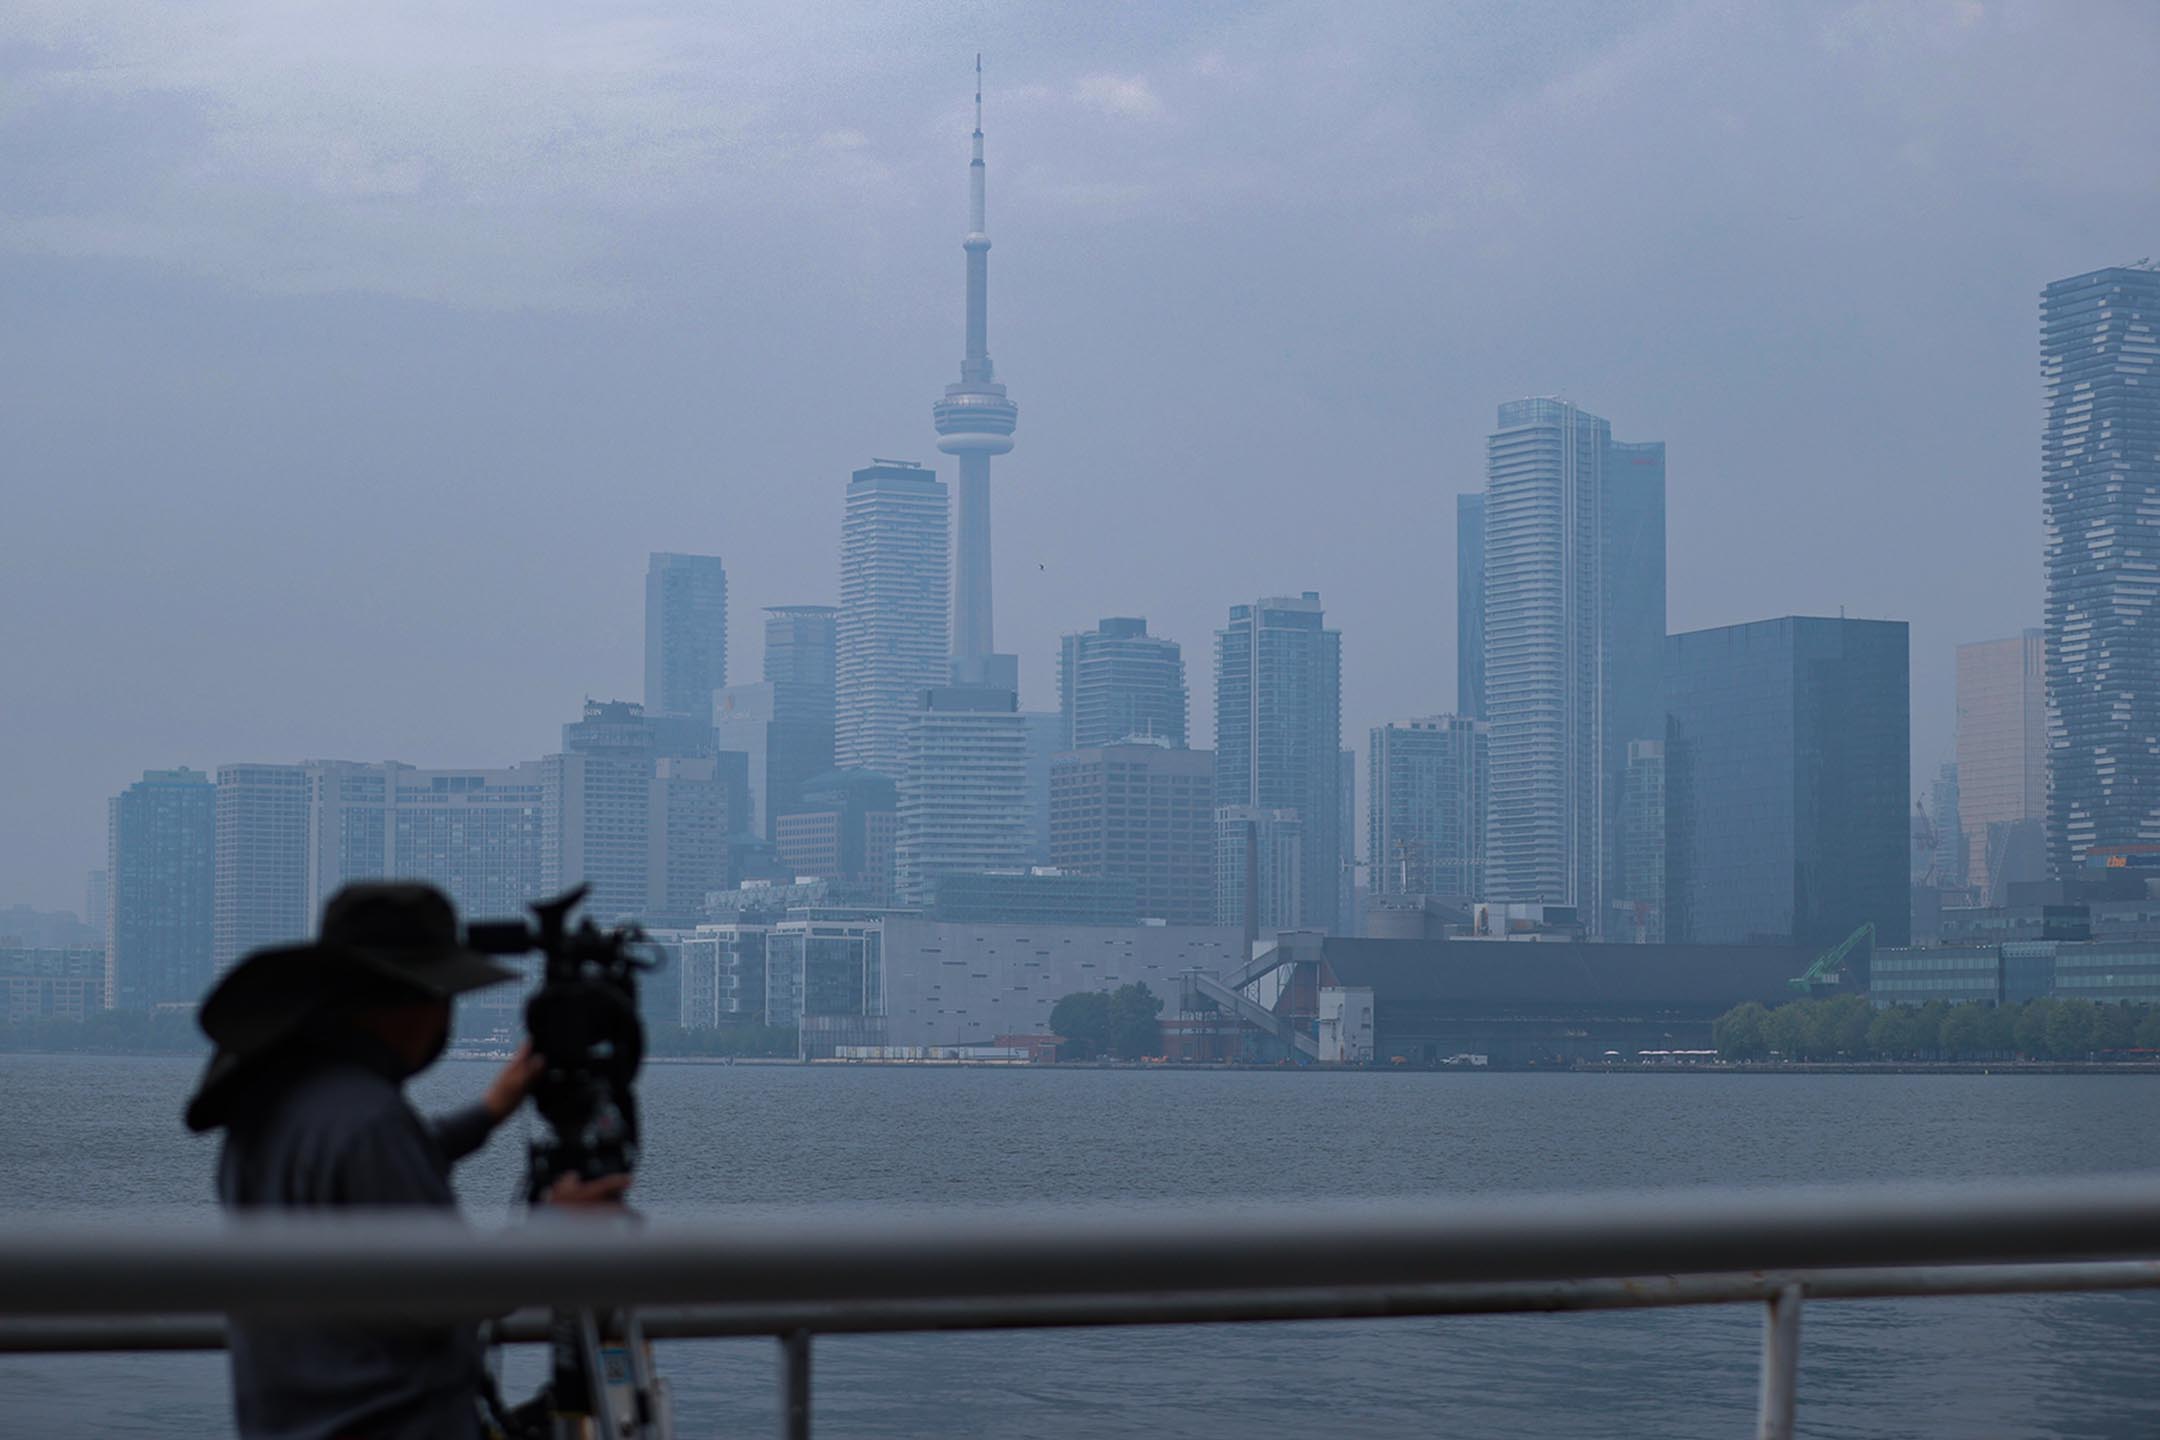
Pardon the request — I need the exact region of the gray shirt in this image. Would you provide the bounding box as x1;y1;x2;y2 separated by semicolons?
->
217;1042;496;1440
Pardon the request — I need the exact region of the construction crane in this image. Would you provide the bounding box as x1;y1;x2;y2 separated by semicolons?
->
1790;922;1875;992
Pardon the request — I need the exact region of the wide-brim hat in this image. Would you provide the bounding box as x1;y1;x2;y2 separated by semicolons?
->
183;883;519;1132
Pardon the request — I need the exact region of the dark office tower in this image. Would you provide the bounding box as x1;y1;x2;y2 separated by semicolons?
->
1058;618;1188;750
644;553;729;721
759;604;839;838
1456;494;1485;721
1051;742;1216;925
107;768;215;1010
1601;438;1667;932
1664;617;1910;948
1481;400;1665;936
213;763;311;973
1367;716;1487;901
837;460;950;776
2043;265;2160;874
1214;593;1343;933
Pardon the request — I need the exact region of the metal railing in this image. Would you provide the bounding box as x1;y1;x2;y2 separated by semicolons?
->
7;1177;2160;1439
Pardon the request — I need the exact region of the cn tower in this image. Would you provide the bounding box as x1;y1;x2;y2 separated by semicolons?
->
932;55;1019;689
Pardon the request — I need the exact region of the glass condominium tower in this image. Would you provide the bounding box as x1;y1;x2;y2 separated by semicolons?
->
2042;265;2160;874
1480;400;1664;931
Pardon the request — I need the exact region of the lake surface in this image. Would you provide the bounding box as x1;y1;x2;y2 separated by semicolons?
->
5;1055;2160;1437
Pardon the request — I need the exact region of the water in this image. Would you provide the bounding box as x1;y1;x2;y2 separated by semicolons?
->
6;1054;2160;1437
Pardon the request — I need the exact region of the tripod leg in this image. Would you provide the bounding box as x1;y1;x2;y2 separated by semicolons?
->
574;1307;624;1440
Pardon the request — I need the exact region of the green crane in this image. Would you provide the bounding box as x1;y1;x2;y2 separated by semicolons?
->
1790;922;1875;992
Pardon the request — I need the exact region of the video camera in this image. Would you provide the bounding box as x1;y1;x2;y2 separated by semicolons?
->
467;885;653;1204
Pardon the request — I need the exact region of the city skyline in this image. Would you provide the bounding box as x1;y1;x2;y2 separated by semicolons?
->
6;7;2160;910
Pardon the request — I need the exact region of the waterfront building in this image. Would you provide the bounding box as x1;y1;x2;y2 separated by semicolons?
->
1480;400;1665;934
770;916;887;1056
1957;629;2047;902
836;460;950;775
1214;593;1343;932
106;767;215;1010
644;553;728;720
677;924;775;1028
1456;493;1485;721
893;686;1030;905
0;947;109;1023
932;58;1021;691
1368;716;1486;902
1663;617;1911;948
1058;618;1188;750
213;763;311;973
1050;743;1215;925
1215;806;1304;935
2043;265;2160;875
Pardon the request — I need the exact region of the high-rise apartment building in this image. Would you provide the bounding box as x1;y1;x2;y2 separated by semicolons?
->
213;763;311;972
644;553;729;720
893;686;1030;905
1050;743;1215;925
106;768;215;1010
1058;618;1188;750
306;761;546;921
1664;617;1910;948
2044;265;2160;874
543;700;741;926
1456;493;1485;721
837;460;950;776
1214;593;1343;933
1480;400;1664;934
1215;807;1304;935
762;605;839;834
1367;716;1487;901
1956;628;2047;902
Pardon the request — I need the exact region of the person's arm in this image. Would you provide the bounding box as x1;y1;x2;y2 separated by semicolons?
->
427;1043;544;1165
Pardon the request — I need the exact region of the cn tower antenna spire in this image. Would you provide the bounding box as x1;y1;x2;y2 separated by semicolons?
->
934;52;1018;686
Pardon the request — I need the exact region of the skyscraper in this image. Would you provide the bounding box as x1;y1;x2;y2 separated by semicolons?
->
1367;716;1487;900
543;700;743;926
2043;264;2160;875
213;762;311;972
1058;618;1188;750
106;768;214;1010
1456;493;1485;721
894;685;1030;905
1664;617;1910;948
644;553;729;720
1956;628;2047;902
1214;593;1343;932
837;460;950;775
1214;807;1304;936
932;57;1020;689
1051;742;1215;925
1480;399;1665;933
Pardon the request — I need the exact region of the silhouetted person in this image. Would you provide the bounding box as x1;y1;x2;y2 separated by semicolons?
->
184;882;627;1440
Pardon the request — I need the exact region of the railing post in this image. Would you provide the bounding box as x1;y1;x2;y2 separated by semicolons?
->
1756;1282;1803;1440
779;1328;812;1440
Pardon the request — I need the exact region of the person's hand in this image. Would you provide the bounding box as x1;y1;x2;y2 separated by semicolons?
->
483;1041;544;1126
544;1171;633;1211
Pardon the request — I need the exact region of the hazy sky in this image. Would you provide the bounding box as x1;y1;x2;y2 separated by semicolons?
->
5;1;2158;912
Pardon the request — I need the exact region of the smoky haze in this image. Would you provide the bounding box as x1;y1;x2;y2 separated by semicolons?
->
3;0;2158;910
